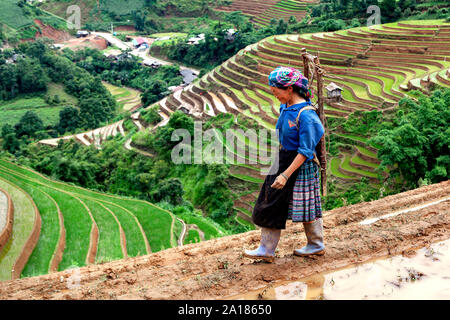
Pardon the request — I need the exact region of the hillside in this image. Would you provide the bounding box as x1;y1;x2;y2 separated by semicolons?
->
0;83;78;128
0;158;225;280
0;180;447;299
132;18;450;225
0;1;70;42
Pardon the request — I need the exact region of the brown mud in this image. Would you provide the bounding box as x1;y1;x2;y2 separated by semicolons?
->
0;181;448;300
34;20;71;43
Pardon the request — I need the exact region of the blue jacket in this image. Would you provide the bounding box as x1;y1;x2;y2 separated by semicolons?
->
275;101;325;161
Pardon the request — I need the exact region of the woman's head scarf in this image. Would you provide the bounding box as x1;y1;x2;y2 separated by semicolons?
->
268;66;314;100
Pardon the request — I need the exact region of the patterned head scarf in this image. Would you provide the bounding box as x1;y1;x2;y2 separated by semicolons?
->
268;66;314;100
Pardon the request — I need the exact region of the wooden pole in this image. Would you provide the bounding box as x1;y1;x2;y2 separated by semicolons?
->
301;48;327;197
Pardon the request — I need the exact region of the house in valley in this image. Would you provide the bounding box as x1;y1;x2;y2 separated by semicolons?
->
325;82;343;102
76;30;90;38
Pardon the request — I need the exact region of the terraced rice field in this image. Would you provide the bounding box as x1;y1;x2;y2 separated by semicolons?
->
252;0;312;27
39;118;126;149
103;82;142;112
215;0;315;27
0;158;199;279
0;178;39;281
38;82;137;149
138;19;449;225
38;82;167;149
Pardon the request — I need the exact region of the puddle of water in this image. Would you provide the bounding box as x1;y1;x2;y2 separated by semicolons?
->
227;239;450;300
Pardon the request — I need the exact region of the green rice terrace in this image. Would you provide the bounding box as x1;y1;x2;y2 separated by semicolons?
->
39;82;143;149
0;158;225;280
216;0;315;27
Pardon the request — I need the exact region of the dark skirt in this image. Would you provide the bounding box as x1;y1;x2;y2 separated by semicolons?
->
252;149;301;229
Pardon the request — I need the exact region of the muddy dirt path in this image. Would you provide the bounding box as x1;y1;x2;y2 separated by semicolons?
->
0;181;448;300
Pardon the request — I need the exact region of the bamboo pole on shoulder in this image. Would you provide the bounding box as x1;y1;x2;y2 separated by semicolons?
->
301;48;327;197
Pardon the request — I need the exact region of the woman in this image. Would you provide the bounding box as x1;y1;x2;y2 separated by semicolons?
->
243;66;325;263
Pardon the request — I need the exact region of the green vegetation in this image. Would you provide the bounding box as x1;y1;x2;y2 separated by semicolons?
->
0;83;78;129
0;0;68;43
176;209;226;240
329;157;356;180
81;198;123;263
158;11;311;69
0;1;449;279
0;0;33;30
0;40;118;154
0;97;64;128
100;0;146;16
64;47;182;107
371;88;450;189
140;105;163;125
0;171;60;277
310;0;450;30
184;229;201;244
103;82;141;112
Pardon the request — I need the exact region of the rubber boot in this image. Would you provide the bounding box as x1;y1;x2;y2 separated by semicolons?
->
243;227;281;263
294;218;325;257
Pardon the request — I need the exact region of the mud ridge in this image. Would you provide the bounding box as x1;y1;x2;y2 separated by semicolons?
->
0;181;448;300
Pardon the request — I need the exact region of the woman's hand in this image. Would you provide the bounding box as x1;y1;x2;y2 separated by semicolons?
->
271;175;288;189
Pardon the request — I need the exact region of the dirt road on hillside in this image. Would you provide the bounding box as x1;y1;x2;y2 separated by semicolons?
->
0;181;448;300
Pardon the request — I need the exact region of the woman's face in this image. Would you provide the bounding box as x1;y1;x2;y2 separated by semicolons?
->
270;86;292;104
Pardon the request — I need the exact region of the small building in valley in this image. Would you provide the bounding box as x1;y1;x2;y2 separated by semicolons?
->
187;34;205;45
132;37;149;48
76;30;90;38
143;59;161;68
325;82;343;102
180;69;198;85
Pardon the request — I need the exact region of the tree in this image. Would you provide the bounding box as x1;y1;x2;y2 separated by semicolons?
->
151;178;184;205
132;10;146;31
196;164;233;216
1;124;20;154
141;105;162;125
371;89;450;188
141;79;169;106
0;64;18;99
224;11;248;30
144;0;156;7
57;106;80;134
288;16;297;25
16;58;49;93
14;111;44;139
380;0;401;22
19;38;51;61
78;97;110;129
275;19;288;34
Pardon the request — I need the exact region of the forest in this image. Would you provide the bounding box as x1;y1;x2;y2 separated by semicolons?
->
0;39;117;153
